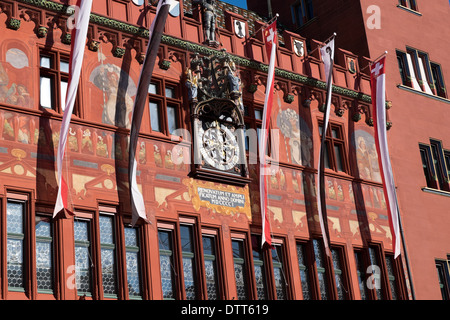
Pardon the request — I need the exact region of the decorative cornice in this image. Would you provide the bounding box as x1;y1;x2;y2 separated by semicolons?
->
14;0;374;104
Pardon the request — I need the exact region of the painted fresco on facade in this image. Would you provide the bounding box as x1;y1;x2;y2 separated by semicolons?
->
277;108;313;167
353;129;382;183
88;50;137;129
0;45;33;109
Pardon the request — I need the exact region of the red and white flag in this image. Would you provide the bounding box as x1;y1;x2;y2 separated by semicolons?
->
260;20;277;248
53;0;92;218
316;36;335;256
371;56;401;258
129;0;175;226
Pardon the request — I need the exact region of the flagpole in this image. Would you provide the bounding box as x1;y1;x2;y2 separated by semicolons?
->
360;51;388;72
301;32;336;60
242;13;279;44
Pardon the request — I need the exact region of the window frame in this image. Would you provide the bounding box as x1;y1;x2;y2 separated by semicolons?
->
291;0;314;27
396;50;410;86
330;246;352;300
148;79;183;138
419;143;438;189
73;207;145;300
178;221;200;300
157;217;213;300
38;48;81;115
231;232;252;300
267;238;291;300
6;197;27;294
354;244;407;300
201;228;224;300
123;223;143;299
98;212;119;299
318;121;349;174
73;214;95;298
35;212;54;295
398;0;418;11
397;47;446;98
419;140;450;192
157;223;179;300
430;62;447;98
251;234;270;300
243;101;271;159
296;240;314;300
436;259;450;300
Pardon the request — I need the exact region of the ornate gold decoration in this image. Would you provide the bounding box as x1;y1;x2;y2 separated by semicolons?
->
101;164;115;175
183;178;251;221
11;149;26;160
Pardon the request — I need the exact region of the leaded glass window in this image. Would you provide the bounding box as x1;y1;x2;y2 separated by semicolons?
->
354;251;368;300
271;245;287;300
74;219;92;295
36;216;53;292
297;243;312;300
7;201;25;290
202;235;219;300
158;229;176;299
368;247;384;300
180;225;197;300
125;226;141;298
232;239;248;300
313;239;329;300
331;248;346;300
252;236;268;300
99;215;117;297
385;255;398;300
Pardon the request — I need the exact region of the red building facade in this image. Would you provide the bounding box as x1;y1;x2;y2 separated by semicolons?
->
248;0;450;300
0;0;410;300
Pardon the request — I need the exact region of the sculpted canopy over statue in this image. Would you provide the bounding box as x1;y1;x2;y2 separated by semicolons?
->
185;50;243;113
194;0;218;46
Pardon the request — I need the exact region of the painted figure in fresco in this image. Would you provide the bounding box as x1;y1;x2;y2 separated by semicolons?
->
0;63;9;103
90;63;136;129
5;84;32;108
356;136;371;180
0;49;33;108
355;132;382;183
277;108;313;167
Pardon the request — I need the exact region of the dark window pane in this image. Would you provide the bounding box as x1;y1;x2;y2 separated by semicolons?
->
334;145;344;172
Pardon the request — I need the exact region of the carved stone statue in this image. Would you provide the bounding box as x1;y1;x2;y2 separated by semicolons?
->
194;0;218;47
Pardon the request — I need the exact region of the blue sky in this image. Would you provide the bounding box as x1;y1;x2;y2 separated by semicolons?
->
221;0;248;9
